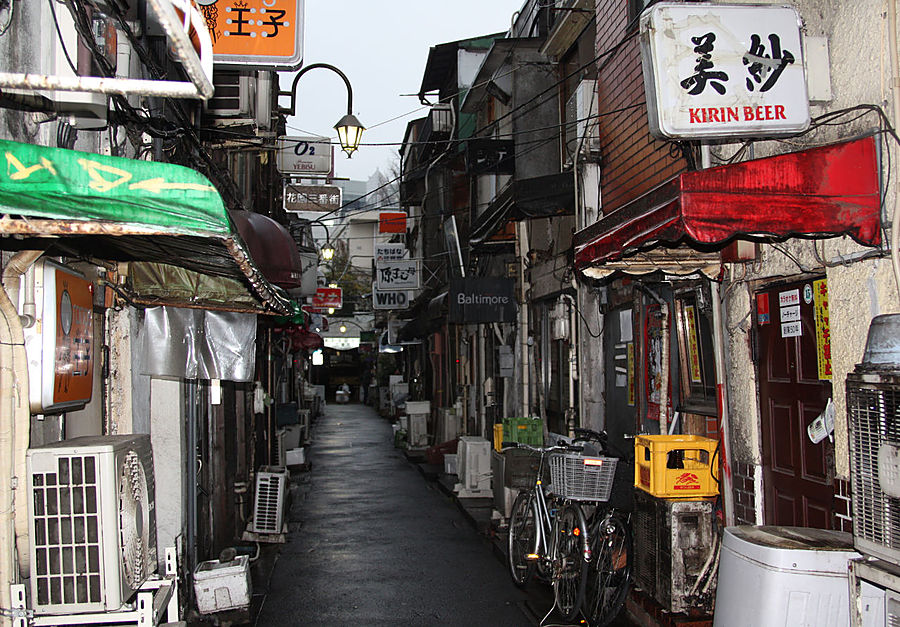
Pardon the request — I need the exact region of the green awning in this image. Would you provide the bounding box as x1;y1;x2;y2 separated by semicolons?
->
0;139;290;314
0;139;228;234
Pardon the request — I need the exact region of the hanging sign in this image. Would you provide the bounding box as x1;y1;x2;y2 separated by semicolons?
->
685;305;702;383
375;244;408;262
375;260;419;290
277;136;332;174
373;287;412;310
198;0;305;69
448;278;517;323
640;3;809;139
379;212;407;234
310;287;341;310
814;278;832;380
283;183;342;213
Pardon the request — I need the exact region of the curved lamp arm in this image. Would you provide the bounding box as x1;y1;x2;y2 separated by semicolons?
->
278;63;365;157
279;62;354;117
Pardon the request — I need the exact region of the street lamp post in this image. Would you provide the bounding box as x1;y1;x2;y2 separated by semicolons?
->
279;63;365;157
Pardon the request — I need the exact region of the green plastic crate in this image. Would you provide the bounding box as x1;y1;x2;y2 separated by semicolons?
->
503;417;543;446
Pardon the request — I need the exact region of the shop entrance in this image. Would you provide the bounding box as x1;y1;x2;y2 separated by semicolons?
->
755;277;835;528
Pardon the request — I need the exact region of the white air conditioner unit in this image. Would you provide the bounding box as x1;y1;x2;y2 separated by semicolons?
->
250;466;288;535
27;434;157;615
848;369;900;563
564;79;599;164
454;436;492;497
206;70;255;118
408;413;428;449
848;558;900;627
37;0;108;128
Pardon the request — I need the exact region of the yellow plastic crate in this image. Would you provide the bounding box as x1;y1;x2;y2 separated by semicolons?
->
634;435;719;498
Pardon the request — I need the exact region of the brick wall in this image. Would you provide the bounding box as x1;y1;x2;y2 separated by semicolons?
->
730;462;854;530
594;0;687;214
731;460;757;525
834;477;853;533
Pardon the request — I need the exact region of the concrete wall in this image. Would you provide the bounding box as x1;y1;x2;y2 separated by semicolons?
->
711;0;900;480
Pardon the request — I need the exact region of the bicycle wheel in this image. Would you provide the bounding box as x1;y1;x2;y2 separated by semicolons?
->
508;490;537;587
585;511;632;627
551;502;589;621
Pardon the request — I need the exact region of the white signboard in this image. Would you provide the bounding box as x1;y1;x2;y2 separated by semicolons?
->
276;136;333;174
375;260;419;290
373;287;412;310
640;3;809;139
375;244;408;263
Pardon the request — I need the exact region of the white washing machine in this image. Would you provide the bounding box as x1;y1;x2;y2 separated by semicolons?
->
714;526;861;627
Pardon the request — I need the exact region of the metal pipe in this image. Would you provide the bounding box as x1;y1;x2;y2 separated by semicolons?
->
0;73;208;99
888;0;900;300
516;221;530;417
711;281;736;525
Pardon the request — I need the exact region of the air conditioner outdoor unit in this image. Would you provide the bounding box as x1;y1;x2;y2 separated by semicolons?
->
36;0;108;128
27;434;157;615
250;466;288;535
633;489;716;614
564;79;599;164
848;558;900;626
408;413;428;449
455;436;492;497
847;314;900;563
206;70;254;118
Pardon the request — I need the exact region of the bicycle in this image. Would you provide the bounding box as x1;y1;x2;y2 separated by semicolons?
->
505;439;618;623
572;428;634;627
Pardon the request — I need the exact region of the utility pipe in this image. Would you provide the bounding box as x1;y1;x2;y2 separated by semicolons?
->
888;0;900;301
562;294;579;435
516;221;531;417
1;251;42;581
711;281;736;526
0;280;14;627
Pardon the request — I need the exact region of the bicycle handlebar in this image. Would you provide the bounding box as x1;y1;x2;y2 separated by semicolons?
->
501;441;584;454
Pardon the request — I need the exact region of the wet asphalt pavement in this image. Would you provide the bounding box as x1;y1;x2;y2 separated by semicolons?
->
255;402;535;626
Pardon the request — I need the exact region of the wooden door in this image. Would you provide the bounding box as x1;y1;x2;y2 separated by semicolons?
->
756;278;835;528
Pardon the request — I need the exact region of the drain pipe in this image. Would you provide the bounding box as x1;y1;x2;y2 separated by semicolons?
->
516;221;531;418
711;281;736;526
888;0;900;300
0;251;42;602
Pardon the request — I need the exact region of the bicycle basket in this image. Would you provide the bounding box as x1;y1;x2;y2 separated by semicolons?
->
549;453;618;502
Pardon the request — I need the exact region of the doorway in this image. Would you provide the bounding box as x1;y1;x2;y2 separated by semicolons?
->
755;277;835;528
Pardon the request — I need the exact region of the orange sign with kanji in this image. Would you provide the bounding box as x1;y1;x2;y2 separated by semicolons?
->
379;212;407;234
198;0;304;69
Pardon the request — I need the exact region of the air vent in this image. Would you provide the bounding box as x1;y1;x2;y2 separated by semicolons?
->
250;467;288;535
847;371;900;562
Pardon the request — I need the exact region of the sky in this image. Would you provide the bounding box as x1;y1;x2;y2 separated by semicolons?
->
286;1;525;184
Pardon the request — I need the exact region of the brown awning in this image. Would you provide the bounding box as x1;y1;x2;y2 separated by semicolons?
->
574;136;882;273
230;210;304;290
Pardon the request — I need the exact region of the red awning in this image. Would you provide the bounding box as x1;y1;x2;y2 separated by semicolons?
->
230;210;304;289
574;136;882;271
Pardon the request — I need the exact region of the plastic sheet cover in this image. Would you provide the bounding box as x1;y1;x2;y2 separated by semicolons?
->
139;307;257;381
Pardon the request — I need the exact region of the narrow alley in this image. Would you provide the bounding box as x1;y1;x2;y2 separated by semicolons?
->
256;404;534;626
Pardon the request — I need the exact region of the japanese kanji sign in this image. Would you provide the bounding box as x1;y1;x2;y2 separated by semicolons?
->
276;136;332;174
198;0;304;69
375;260;419;290
374;244;408;262
283;183;342;213
640;3;809;139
